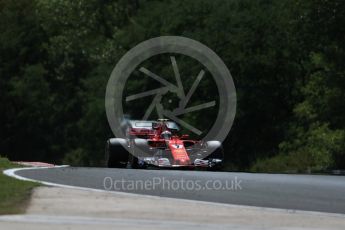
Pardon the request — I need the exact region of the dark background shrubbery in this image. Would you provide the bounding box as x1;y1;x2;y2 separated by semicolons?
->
1;0;344;172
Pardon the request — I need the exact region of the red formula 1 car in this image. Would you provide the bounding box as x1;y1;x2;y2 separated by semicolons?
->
105;119;224;169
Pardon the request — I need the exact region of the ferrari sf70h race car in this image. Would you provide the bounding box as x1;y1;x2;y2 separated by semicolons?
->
105;119;224;169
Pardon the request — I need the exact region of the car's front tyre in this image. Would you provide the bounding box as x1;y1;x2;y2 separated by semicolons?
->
105;138;129;168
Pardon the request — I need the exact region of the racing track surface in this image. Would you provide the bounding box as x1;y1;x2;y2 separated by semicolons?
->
16;167;345;214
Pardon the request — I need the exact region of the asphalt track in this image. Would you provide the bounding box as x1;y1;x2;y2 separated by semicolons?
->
15;167;345;214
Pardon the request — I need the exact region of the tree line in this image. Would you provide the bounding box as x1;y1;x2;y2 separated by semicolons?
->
0;0;344;172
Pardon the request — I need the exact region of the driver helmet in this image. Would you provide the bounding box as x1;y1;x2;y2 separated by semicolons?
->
161;130;172;139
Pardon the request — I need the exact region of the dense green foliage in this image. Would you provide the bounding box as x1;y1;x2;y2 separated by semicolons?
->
0;0;344;172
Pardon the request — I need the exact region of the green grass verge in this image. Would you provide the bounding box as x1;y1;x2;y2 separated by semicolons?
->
0;157;39;214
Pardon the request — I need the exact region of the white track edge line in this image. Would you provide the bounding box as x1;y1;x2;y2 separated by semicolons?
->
0;214;234;228
3;166;345;219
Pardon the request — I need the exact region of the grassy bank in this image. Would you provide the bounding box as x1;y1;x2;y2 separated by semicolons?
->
0;157;39;214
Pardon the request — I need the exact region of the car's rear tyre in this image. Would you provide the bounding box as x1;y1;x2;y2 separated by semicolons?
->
128;154;147;169
129;139;149;169
128;154;139;169
105;138;129;168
